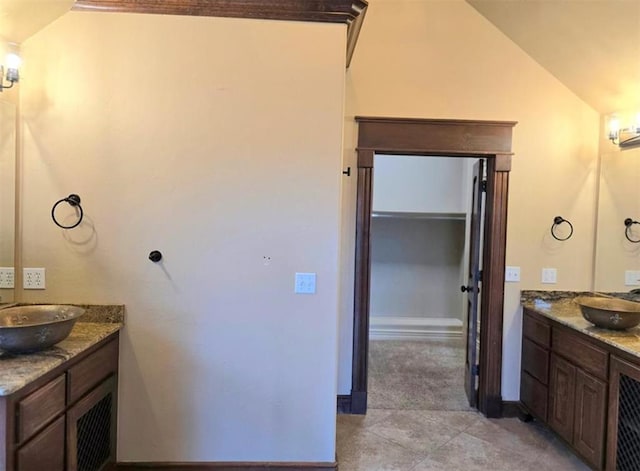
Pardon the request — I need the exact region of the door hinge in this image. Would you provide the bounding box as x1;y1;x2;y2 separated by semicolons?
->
472;364;480;376
481;180;487;192
477;270;483;282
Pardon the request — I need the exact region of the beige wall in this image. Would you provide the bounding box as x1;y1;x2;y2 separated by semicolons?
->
337;0;600;399
20;12;345;462
595;114;640;291
0;38;18;302
370;217;465;320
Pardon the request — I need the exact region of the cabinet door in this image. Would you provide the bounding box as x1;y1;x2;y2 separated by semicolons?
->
17;416;65;471
607;356;640;471
549;353;576;444
574;369;606;470
67;375;117;471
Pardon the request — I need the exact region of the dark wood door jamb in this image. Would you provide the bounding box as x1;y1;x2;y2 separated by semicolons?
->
348;117;516;417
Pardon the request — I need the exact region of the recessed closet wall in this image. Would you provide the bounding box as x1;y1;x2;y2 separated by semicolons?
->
369;155;473;339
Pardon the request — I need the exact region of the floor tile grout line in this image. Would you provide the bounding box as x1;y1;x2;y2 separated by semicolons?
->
403;427;472;471
363;411;483;459
364;428;431;461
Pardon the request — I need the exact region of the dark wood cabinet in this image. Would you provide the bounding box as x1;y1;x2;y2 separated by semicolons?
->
607;355;640;471
548;353;577;444
67;375;117;471
574;369;606;469
0;334;119;471
16;416;65;471
521;309;608;470
521;313;550;422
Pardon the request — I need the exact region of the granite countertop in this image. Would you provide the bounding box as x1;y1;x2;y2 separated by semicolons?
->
521;290;640;360
0;304;124;396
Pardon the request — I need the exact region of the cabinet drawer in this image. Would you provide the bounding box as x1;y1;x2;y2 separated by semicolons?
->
17;375;65;443
523;312;550;348
521;371;548;421
522;337;549;385
16;416;65;471
68;339;118;403
552;328;608;381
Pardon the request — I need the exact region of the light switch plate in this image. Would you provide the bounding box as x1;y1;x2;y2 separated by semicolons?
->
541;268;557;284
0;268;14;289
505;266;520;282
625;270;640;286
24;268;45;289
295;272;316;294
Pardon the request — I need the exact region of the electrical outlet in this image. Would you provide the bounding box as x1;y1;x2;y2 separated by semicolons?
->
625;270;640;286
541;268;557;284
295;272;316;294
0;268;14;289
24;268;46;289
505;266;520;282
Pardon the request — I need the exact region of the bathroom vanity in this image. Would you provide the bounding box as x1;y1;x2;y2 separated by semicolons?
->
521;292;640;471
0;306;122;471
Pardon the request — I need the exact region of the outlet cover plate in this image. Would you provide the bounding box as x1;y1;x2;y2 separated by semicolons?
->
625;270;640;286
295;272;316;294
505;266;521;282
541;268;557;284
24;268;45;290
0;268;14;289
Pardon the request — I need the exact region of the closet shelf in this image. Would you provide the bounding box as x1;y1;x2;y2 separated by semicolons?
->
371;210;466;221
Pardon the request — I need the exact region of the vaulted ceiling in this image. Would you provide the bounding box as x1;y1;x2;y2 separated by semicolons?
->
467;0;640;114
0;0;74;43
2;0;637;115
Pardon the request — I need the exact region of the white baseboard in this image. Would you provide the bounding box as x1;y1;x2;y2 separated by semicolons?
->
370;316;463;341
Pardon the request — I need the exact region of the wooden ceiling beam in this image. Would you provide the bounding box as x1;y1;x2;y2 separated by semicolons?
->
73;0;368;66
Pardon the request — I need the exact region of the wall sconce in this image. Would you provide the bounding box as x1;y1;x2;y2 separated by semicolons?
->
0;53;20;92
608;114;640;149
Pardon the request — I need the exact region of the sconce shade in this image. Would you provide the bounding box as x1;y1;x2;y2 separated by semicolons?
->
609;114;640;149
0;53;20;92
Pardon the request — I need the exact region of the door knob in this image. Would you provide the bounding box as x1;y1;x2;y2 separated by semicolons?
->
461;285;472;293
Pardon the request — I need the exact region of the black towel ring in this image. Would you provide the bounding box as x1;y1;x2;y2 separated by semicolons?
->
551;216;573;241
51;194;84;229
624;218;640;243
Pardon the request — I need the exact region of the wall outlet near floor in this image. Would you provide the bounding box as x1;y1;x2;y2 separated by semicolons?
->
505;266;521;282
541;268;557;284
294;272;316;294
625;270;640;286
0;268;14;289
24;268;46;289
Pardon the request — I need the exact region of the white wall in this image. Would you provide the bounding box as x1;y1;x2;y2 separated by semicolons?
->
370;217;465;320
337;0;600;398
372;155;466;214
19;12;345;462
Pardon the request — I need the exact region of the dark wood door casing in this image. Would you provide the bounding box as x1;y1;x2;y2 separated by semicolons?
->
351;117;516;417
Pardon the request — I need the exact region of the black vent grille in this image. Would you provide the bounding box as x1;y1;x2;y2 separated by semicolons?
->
77;394;112;471
617;374;640;470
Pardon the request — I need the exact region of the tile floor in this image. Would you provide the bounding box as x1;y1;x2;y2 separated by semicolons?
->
336;339;590;471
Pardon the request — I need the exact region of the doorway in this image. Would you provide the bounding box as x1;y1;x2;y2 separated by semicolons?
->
367;154;479;411
349;117;516;418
